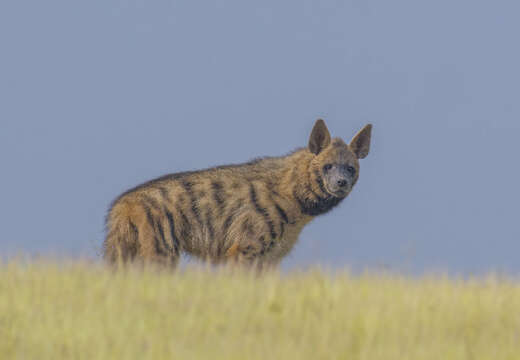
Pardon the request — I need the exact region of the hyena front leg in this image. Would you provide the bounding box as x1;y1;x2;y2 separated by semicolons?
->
225;236;268;270
224;212;271;270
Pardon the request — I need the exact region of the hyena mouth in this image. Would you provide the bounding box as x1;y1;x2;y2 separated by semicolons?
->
332;189;348;197
325;186;348;198
332;184;353;198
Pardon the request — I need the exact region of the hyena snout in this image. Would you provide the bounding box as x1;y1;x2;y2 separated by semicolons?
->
336;179;348;188
323;165;356;196
330;175;351;193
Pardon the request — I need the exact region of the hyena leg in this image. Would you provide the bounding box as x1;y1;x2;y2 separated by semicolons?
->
223;210;273;270
106;200;181;268
138;218;180;268
124;203;181;268
225;234;270;270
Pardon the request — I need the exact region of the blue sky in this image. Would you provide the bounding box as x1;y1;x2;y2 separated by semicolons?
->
1;0;519;274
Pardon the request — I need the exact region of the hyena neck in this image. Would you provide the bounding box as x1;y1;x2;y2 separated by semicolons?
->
279;149;344;217
295;192;343;216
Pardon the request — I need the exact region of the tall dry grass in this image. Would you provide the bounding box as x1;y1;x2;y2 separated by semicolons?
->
1;261;519;359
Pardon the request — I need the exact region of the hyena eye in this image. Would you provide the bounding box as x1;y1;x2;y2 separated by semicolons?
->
347;166;356;176
323;164;333;172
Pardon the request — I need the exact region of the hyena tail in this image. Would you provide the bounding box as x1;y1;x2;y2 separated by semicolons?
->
103;214;139;265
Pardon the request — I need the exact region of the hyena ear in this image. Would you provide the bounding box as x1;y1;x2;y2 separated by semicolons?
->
308;119;331;155
349;124;372;159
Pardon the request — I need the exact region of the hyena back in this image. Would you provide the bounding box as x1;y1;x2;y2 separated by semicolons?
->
104;119;372;268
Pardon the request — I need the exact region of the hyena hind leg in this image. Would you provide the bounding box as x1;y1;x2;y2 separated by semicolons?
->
103;223;139;266
104;218;180;269
137;225;181;269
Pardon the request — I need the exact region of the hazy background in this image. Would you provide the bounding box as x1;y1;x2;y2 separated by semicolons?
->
1;0;519;274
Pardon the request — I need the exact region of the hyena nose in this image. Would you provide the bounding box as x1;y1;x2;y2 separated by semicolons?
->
337;179;348;188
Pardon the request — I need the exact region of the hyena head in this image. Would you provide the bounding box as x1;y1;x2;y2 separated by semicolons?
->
308;119;372;198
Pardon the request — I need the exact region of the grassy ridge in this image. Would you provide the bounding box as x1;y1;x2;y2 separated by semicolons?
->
1;262;520;360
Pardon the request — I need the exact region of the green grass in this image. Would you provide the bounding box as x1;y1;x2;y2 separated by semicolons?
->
1;261;520;359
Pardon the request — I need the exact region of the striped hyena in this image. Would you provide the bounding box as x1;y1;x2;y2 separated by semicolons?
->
104;119;372;269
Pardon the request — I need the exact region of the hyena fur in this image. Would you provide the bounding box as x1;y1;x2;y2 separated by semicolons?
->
104;119;372;269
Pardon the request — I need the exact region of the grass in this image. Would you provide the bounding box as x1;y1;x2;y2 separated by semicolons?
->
1;261;520;360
